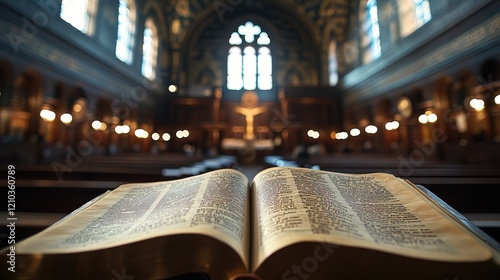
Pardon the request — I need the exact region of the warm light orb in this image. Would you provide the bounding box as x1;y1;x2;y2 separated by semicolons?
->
73;103;82;113
60;113;73;124
40;109;56;122
121;124;130;134
469;98;485;111
92;120;102;130
350;128;360;137
115;125;123;134
307;129;319;139
365;125;378;134
182;130;189;138
135;129;149;139
162;133;171;141
418;114;428;124
312;131;319;139
335;132;348;140
495;95;500;105
427;113;437;123
152;132;160;141
168;85;177;93
115;124;130;134
385;121;400;130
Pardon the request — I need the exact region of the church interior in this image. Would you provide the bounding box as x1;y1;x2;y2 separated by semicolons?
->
1;0;500;254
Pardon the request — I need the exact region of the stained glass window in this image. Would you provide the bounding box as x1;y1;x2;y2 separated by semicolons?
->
227;47;243;90
141;18;158;80
414;0;432;26
328;41;338;86
227;22;272;91
116;0;136;64
398;0;432;38
60;0;97;35
365;0;381;61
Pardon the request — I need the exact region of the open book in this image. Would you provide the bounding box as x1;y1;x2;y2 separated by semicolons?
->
2;167;499;279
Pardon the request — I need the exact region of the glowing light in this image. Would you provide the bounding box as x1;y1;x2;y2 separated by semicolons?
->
418;114;428;124
469;98;485;111
418;110;438;124
335;132;348;140
115;124;130;134
168;85;177;93
365;125;378;134
73;103;82;112
350;128;360;136
92;120;107;131
175;129;190;138
427;113;437;123
307;129;319;139
495;95;500;105
92;120;102;130
134;129;141;138
60;113;72;124
385;121;400;130
121;124;130;134
152;132;160;141
134;129;149;139
162;133;171;141
40;109;56;122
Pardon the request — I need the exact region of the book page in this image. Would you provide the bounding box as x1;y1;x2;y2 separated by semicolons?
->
17;169;250;267
251;167;491;271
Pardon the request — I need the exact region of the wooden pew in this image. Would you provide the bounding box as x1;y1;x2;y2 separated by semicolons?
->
9;154;235;182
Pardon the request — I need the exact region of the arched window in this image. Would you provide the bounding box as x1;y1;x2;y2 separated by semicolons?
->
363;0;381;63
141;18;159;80
116;0;136;64
398;0;432;38
60;0;97;35
227;21;272;91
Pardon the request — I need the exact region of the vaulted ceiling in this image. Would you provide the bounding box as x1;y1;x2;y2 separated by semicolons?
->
154;0;352;48
144;0;354;89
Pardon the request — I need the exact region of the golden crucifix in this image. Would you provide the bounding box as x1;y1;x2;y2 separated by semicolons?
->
235;91;267;140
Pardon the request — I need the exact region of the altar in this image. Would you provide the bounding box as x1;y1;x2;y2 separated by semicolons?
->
220;91;275;163
221;138;274;150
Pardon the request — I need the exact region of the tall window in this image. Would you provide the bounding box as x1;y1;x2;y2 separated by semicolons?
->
60;0;97;35
116;0;136;64
398;0;432;38
227;21;272;91
414;0;432;26
363;0;381;63
328;40;338;86
141;19;159;80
